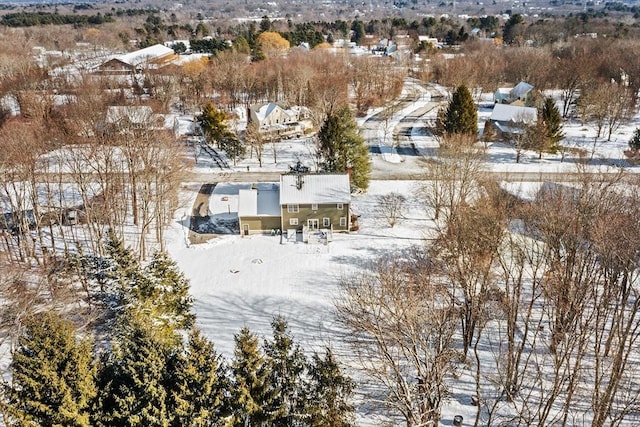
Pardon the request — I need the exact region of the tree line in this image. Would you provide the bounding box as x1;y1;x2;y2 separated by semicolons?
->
0;12;114;27
0;231;354;426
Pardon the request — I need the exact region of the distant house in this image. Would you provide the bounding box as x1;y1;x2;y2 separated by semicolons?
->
237;173;351;237
249;103;295;129
488;104;537;139
280;173;351;233
494;81;535;106
103;106;178;136
418;35;440;48
98;44;175;74
248;103;313;139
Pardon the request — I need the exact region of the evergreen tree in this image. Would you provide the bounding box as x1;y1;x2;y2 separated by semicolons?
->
502;13;525;45
263;316;307;426
104;228;144;306
3;313;96;427
259;15;272;32
105;237;193;346
318;106;371;190
251;44;266;62
167;329;228;427
197;103;245;164
350;20;365;45
93;319;173;427
307;348;355;427
197;102;234;148
144;251;195;333
442;85;477;137
629;127;640;151
541;96;564;153
233;35;251;55
230;327;272;426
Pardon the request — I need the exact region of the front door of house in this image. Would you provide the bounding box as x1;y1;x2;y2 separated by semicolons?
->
243;224;249;236
308;219;319;230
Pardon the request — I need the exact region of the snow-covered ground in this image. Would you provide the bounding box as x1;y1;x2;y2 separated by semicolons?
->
166;179;433;426
165;83;640;425
3;77;639;423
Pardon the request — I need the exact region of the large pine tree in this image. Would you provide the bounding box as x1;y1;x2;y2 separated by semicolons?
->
104;228;144;307
443;85;478;137
4;313;96;427
318;106;371;190
144;251;195;334
197;102;233;146
230;327;272;426
263;316;308;426
167;329;228;427
541;96;564;153
93;319;173;427
307;347;355;427
197;102;245;164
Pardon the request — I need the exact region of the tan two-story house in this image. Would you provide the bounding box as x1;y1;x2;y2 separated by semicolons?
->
237;173;351;237
279;173;351;233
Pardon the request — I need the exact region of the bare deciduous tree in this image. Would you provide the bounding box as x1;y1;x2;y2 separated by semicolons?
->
376;192;406;228
432;186;507;358
336;256;457;427
418;134;485;223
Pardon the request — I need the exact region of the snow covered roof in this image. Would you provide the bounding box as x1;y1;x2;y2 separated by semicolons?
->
115;44;174;67
490;104;537;124
106;106;154;124
494;122;526;135
511;81;534;99
238;184;281;217
254;103;294;122
495;81;534;103
1;182;100;212
279;174;351;205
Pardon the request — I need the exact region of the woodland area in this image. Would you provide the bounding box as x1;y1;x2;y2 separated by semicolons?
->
1;7;640;426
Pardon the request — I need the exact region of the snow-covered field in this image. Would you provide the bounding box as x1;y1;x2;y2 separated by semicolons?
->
165;84;640;424
3;77;639;424
166;179;434;425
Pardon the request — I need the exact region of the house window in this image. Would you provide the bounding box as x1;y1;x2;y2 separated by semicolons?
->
290;218;298;226
312;203;318;211
337;203;344;210
323;217;330;227
339;217;347;227
287;204;299;213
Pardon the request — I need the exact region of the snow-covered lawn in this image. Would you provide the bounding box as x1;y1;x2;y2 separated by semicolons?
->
166;179;437;425
166;179;430;357
165;84;640;425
